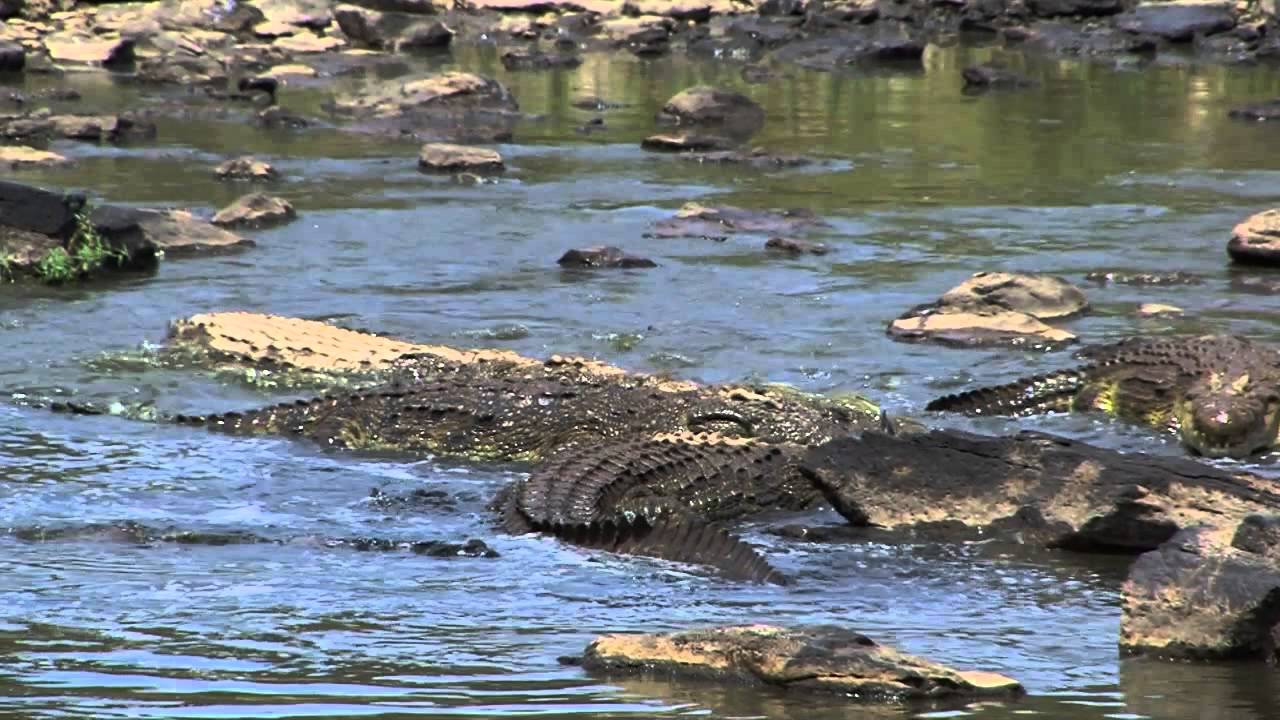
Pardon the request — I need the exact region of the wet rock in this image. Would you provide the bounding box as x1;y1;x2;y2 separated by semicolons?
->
51;114;156;143
334;4;447;49
91;206;254;258
765;237;829;255
936;271;1089;319
350;0;440;13
0;41;25;72
1026;0;1123;16
368;487;459;510
640;133;736;152
622;0;716;21
43;33;134;67
273;32;345;53
265;63;320;80
1121;522;1280;661
741;64;775;83
771;24;926;71
1228;99;1280;122
1228;208;1280;266
1117;0;1236;42
557;246;657;269
256;106;311;130
805;429;1280;554
0;145;71;169
1136;303;1183;317
212;193;297;228
962;64;1037;90
500;49;582;71
659;85;764;128
215;156;280;181
649;202;829;240
1011;21;1159;57
1084;270;1203;285
679;148;816;168
326;71;519;143
887;307;1077;348
417;143;504;172
0;179;85;238
398;21;454;50
579;626;1024;702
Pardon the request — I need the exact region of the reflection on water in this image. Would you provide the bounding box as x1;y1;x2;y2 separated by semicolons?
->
3;42;1280;719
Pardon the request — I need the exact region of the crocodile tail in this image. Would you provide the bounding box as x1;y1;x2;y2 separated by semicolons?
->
550;516;788;585
925;369;1087;416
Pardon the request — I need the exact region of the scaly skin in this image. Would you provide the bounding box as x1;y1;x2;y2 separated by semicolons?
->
926;335;1280;458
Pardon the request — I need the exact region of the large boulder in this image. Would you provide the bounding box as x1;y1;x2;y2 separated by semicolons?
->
0;179;84;239
889;272;1086;347
43;33;135;67
575;625;1024;703
1227;208;1280;265
937;271;1089;319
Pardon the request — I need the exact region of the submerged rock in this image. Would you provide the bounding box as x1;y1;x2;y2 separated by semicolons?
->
417;143;504;173
771;24;926;71
577;625;1024;703
212;193;297;228
1122;519;1280;662
679;148;816;168
649;202;828;240
500;48;582;70
765;237;829;255
1228;208;1280;265
1084;270;1203;285
962;64;1037;90
215;156;279;181
557;245;657;269
1228;99;1280;122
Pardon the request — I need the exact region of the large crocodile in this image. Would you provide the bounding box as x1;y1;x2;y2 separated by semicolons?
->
925;335;1280;458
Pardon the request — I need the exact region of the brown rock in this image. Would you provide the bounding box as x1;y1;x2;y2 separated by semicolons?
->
328;71;517;116
659;85;764;127
765;237;829;255
417;143;504;172
212;193;297;228
579;625;1024;703
1136;302;1183;317
500;49;582;71
272;32;344;53
649;203;828;240
1121;520;1280;662
137;210;254;256
398;21;453;49
640;133;735;152
938;271;1089;319
43;33;134;67
0;145;71;169
265;63;319;79
887;307;1076;348
215;156;279;181
1228;208;1280;265
557;246;657;268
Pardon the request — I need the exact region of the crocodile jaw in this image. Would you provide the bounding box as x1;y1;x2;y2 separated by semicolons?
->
1173;395;1280;459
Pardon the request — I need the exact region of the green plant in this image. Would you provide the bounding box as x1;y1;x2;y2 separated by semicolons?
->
34;206;129;284
0;255;15;283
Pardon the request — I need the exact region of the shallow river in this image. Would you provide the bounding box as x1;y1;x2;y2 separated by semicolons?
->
3;42;1280;719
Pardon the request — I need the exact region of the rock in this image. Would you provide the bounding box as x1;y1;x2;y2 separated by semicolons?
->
579;626;1024;702
47;114;156;143
215;156;280;181
1121;522;1280;661
212;193;297;228
256;106;311;129
347;0;439;13
135;55;227;87
804;429;1280;553
679;148;815;168
1117;0;1236;42
0;41;25;72
659;86;764;128
1136;303;1183;316
937;271;1088;319
265;63;319;79
649;203;829;240
130;208;254;256
771;24;926;71
398;21;453;50
962;64;1037;89
0;179;85;238
622;0;715;21
500;49;582;71
1084;270;1203;285
253;19;297;38
273;32;345;53
557;246;657;269
765;237;829;255
44;33;135;67
1228;208;1280;265
1026;0;1123;16
0;145;72;169
1228;99;1280;121
417;143;504;172
1012;21;1159;57
327;71;519;143
640;133;736;152
887;307;1076;347
334;4;419;49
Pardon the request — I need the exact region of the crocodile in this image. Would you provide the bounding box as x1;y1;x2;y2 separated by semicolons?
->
925;335;1280;458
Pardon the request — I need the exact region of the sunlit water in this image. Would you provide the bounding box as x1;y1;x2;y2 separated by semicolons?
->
3;43;1280;718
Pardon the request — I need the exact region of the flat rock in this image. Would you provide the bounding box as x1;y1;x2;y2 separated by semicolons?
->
136;209;254;256
649;202;828;239
938;271;1089;319
1010;21;1159;57
679;148;815;168
557;246;657;268
770;24;926;71
1116;0;1236;42
765;237;829;255
1122;521;1280;661
417;143;504;172
1228;208;1280;265
328;71;518;142
215;156;280;181
622;0;719;20
0;145;71;169
212;193;297;228
640;133;736;152
265;63;319;79
43;33;134;67
579;625;1024;702
887;307;1076;348
272;32;345;53
1136;302;1183;317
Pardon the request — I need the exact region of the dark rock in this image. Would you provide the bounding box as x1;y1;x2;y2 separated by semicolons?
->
398;21;454;50
758;0;808;14
1122;524;1280;661
0;179;85;239
1228;208;1280;266
771;23;926;71
1026;0;1123;16
557;246;657;269
1117;1;1236;42
135;54;226;87
1228;99;1280;122
640;133;736;152
255;106;311;130
0;42;25;73
93;206;254;257
334;4;441;49
348;0;439;13
962;63;1037;89
1012;21;1159;57
765;237;829;255
500;49;583;71
237;76;279;103
326;71;519;143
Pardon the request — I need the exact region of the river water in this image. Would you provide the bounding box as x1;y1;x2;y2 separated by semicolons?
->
3;42;1280;719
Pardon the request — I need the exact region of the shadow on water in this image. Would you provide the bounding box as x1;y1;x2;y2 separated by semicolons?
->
3;41;1280;718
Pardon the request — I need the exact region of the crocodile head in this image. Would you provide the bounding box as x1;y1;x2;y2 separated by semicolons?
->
1174;371;1280;458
